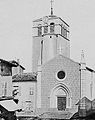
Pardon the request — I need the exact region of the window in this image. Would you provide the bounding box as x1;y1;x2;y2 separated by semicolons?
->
4;82;7;96
57;71;65;79
61;26;67;38
50;22;55;33
44;25;48;34
29;87;34;95
38;25;42;36
56;71;66;81
25;101;33;112
1;82;7;97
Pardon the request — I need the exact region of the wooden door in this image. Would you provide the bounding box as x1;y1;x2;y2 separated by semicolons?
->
57;96;66;110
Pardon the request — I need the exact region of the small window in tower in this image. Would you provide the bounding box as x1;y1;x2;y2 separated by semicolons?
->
50;22;55;33
29;87;34;95
44;25;48;34
61;26;67;38
38;25;42;36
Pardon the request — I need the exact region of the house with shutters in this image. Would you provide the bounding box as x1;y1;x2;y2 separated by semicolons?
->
0;59;25;120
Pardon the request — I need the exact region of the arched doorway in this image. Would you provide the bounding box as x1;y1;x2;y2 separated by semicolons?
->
50;84;71;111
57;88;66;110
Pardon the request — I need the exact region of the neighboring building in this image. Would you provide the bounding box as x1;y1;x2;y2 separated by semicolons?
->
32;11;95;118
0;97;18;120
0;59;25;98
0;59;17;97
0;59;23;120
12;73;37;117
10;59;25;76
0;59;16;76
12;3;95;120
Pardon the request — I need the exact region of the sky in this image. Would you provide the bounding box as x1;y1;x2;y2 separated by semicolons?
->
0;0;95;72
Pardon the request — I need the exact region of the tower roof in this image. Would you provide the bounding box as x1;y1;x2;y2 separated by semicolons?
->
0;59;17;67
33;15;69;27
33;0;69;27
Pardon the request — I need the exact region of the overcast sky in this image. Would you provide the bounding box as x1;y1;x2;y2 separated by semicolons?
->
0;0;95;72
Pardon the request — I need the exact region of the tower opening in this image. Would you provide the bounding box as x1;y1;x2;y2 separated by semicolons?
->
44;24;48;34
38;24;42;36
50;22;55;33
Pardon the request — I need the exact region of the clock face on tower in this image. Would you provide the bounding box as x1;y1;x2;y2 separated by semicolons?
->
42;16;48;24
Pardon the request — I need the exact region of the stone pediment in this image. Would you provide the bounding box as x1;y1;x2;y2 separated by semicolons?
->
42;54;79;68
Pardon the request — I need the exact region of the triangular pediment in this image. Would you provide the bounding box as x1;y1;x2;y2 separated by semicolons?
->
43;54;79;67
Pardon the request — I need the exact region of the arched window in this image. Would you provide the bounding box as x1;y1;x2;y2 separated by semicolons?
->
61;26;67;38
44;24;48;34
56;88;66;110
50;22;55;33
38;24;42;36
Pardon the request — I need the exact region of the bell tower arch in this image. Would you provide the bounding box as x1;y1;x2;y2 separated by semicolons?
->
32;15;70;72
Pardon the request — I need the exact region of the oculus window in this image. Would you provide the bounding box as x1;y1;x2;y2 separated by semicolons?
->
57;71;66;80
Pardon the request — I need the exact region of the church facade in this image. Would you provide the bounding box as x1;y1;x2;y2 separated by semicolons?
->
32;12;95;116
12;6;95;120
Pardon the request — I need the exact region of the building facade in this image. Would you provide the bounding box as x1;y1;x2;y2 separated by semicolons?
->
0;59;24;120
12;7;95;120
32;12;95;119
12;73;37;115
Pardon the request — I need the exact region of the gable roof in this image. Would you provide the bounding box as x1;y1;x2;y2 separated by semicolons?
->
12;72;37;82
79;63;95;72
9;60;25;70
86;67;95;73
45;54;80;66
0;59;17;67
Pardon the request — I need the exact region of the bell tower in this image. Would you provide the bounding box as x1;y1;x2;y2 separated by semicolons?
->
32;2;70;72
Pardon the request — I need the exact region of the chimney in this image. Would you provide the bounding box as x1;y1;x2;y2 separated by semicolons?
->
17;59;21;74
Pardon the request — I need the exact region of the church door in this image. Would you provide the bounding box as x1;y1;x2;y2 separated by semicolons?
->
57;96;66;110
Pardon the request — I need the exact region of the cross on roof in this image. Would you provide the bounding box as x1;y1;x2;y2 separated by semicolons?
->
50;0;54;15
59;45;63;55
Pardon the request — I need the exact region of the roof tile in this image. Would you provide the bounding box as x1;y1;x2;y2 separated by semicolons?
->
12;72;37;82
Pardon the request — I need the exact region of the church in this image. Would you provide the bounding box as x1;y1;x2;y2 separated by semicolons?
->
12;1;95;120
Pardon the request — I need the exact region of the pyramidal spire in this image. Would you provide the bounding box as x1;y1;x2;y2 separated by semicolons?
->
50;0;54;15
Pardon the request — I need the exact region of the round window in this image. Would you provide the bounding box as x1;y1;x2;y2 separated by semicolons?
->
57;71;65;80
